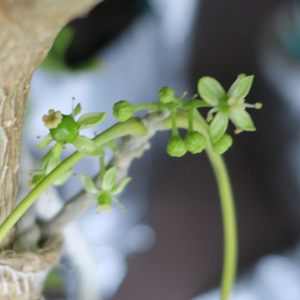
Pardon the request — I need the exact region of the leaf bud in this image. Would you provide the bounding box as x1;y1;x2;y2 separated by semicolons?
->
184;131;206;154
212;134;233;154
113;101;134;122
167;136;187;157
159;86;175;104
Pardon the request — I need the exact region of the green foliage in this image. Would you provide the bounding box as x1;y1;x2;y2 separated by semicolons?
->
41;26;98;72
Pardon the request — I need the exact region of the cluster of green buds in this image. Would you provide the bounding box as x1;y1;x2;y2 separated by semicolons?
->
29;148;72;188
80;166;131;213
112;74;261;157
36;103;106;157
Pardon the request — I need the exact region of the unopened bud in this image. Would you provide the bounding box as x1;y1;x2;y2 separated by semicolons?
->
184;131;206;154
159;86;175;104
212;134;233;154
113;101;134;122
167;136;187;157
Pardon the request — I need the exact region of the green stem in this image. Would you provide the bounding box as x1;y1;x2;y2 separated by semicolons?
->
188;108;194;132
171;109;179;136
164;111;237;300
133;103;157;111
100;153;105;182
0;118;147;245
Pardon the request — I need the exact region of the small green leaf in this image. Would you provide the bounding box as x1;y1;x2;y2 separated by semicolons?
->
72;136;102;156
74;103;82;117
31;174;46;187
52;143;63;158
54;169;72;186
77;113;106;130
227;75;254;99
36;135;53;148
198;77;226;106
46;156;60;174
209;112;229;143
80;174;99;194
112;177;131;195
40;149;53;170
102;167;117;191
229;110;256;131
103;140;119;151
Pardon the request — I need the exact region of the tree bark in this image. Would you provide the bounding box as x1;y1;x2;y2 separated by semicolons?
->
0;0;103;248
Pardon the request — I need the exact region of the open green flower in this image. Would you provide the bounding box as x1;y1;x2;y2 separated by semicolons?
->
80;167;131;213
36;103;106;157
198;74;262;143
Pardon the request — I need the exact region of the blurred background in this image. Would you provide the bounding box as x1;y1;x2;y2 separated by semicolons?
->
19;0;300;299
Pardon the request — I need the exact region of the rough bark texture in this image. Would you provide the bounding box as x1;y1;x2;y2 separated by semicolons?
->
0;235;63;300
0;0;103;248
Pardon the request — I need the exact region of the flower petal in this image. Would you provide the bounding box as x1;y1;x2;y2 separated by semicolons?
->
74;103;82;117
36;134;53;148
80;174;99;194
227;75;254;99
72;136;102;156
112;177;131;195
209;112;229;143
77;112;106;130
229;110;256;131
102;167;117;191
198;77;226;106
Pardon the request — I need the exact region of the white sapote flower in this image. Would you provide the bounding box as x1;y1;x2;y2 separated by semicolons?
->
36;103;106;157
198;74;262;143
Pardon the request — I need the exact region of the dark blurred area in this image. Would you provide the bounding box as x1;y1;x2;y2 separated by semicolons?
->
45;0;300;299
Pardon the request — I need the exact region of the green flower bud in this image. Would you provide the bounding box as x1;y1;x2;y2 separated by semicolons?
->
50;115;79;143
113;101;134;122
98;192;112;205
212;134;233;154
159;86;175;104
167;136;187;157
184;131;206;154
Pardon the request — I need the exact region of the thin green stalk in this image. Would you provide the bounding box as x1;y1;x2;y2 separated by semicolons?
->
164;111;237;300
194;111;237;300
188;108;194;132
100;152;105;182
0;118;147;245
133;103;157;111
171;109;179;136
